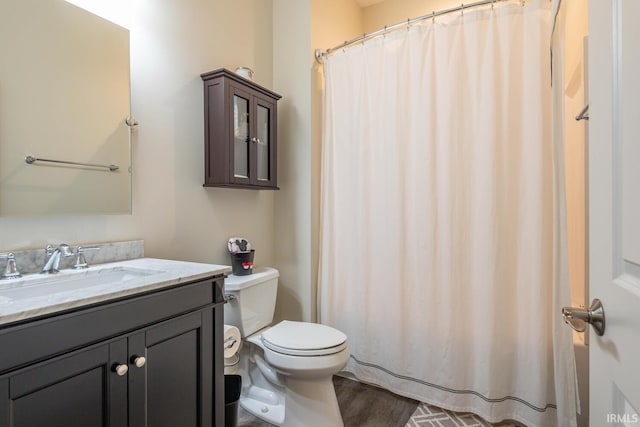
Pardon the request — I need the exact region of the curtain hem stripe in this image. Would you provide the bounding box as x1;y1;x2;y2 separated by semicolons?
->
350;355;558;413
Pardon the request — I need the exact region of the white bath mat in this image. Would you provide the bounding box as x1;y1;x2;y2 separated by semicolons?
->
405;402;518;427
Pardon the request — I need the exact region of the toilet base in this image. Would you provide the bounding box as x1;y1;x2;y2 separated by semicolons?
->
237;327;348;427
282;377;343;427
239;378;343;427
240;387;285;426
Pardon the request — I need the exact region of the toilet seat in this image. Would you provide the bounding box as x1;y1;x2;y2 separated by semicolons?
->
261;320;347;357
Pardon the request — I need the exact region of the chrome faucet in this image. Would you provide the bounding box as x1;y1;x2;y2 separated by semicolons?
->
0;253;22;279
72;245;100;269
42;244;73;274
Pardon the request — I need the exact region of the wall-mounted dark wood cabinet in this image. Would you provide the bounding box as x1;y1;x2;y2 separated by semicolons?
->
201;69;281;189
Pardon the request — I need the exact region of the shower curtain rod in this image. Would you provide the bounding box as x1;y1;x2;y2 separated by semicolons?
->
314;0;522;63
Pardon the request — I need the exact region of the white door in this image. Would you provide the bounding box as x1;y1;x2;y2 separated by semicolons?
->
588;0;640;425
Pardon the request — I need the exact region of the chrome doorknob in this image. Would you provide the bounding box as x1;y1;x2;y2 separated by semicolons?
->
113;363;129;376
562;298;605;336
132;356;146;368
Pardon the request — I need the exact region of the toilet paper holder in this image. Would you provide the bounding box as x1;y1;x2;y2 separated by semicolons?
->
223;324;241;368
224;336;238;350
224;335;240;367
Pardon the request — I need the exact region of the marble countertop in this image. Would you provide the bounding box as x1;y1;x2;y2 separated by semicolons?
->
0;258;231;326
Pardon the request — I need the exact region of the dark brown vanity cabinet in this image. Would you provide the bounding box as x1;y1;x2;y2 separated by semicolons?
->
201;69;281;189
0;276;226;427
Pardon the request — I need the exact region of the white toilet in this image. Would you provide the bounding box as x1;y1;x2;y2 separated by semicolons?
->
224;267;349;427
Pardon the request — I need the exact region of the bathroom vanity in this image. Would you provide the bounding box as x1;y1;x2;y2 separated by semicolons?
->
0;258;230;427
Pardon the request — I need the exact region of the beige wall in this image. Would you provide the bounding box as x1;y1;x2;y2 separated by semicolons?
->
273;0;313;322
0;0;585;334
563;0;588;310
0;0;362;326
272;0;362;323
363;0;460;32
0;0;276;268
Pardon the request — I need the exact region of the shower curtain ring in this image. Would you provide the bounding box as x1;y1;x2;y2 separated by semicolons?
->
461;3;464;16
432;11;436;23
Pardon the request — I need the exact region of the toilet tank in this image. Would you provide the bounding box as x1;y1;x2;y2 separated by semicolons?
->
224;267;279;337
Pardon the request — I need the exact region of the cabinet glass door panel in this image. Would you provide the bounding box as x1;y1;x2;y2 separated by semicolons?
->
257;104;270;181
233;95;249;178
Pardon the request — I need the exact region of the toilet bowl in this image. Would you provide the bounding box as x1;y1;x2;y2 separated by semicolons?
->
224;268;349;427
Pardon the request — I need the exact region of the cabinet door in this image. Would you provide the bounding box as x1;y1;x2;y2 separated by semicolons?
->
228;82;278;188
128;309;213;427
253;96;277;188
230;84;253;186
0;341;128;427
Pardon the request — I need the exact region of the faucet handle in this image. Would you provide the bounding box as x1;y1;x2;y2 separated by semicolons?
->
41;243;73;274
73;246;100;269
0;253;22;279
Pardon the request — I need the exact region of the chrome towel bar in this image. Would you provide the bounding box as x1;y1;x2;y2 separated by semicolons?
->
25;155;119;172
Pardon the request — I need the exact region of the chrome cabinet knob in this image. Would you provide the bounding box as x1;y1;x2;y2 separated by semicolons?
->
132;356;146;368
113;363;129;376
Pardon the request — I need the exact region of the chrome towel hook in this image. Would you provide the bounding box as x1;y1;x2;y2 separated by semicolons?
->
125;115;139;128
575;104;589;121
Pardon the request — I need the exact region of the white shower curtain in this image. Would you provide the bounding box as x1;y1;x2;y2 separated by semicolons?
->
318;1;577;426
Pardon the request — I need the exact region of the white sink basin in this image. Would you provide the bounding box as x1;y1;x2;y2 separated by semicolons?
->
0;266;164;303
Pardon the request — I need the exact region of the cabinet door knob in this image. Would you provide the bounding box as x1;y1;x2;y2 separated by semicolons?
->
132;356;146;368
113;363;129;376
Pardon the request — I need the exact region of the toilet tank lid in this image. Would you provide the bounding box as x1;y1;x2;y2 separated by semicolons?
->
224;267;279;291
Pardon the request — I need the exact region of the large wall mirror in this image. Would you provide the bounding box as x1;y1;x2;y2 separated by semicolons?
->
0;0;131;216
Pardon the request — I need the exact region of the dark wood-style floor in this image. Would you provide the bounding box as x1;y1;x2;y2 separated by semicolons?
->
237;375;419;427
